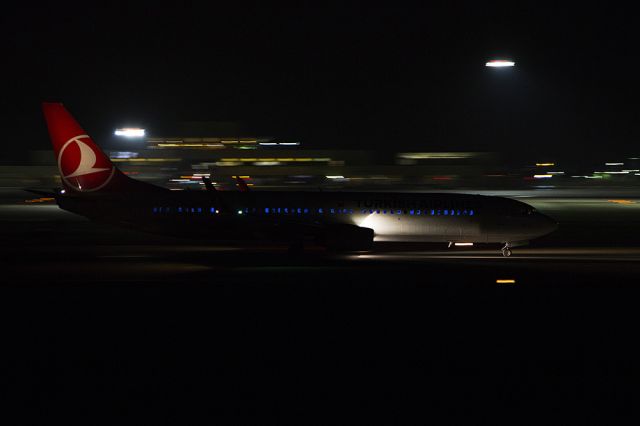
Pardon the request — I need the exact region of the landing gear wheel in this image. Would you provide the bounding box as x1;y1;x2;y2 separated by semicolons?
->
501;242;513;257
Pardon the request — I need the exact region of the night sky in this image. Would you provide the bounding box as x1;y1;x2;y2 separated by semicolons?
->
3;4;640;161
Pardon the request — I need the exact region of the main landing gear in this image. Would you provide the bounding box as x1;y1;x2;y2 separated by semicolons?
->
501;243;512;257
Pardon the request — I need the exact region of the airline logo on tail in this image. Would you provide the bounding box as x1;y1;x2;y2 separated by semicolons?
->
58;134;115;191
42;102;117;192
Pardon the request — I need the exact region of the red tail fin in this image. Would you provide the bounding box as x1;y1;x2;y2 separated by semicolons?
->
42;103;131;193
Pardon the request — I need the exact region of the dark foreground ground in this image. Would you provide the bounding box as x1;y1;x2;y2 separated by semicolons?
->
2;193;640;423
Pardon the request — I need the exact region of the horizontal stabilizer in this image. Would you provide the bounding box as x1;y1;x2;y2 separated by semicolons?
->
23;188;56;197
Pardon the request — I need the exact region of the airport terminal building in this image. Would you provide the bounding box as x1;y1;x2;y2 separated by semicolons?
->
7;121;640;191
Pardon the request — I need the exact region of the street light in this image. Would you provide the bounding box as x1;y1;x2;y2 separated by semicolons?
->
486;59;515;68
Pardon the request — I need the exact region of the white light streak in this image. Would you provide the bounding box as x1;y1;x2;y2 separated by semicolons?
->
114;128;145;137
486;60;515;67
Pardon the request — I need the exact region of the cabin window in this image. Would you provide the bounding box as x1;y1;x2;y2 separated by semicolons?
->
304;208;309;214
470;210;475;216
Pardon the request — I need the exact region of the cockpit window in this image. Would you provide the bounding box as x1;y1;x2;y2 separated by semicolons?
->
508;203;536;216
518;206;536;216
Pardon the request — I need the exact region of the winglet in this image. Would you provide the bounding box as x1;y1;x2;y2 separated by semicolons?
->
235;176;250;192
202;176;217;192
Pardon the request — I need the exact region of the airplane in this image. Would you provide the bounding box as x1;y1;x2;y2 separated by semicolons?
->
38;102;557;256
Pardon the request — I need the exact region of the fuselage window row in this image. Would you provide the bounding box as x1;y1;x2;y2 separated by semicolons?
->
153;207;475;216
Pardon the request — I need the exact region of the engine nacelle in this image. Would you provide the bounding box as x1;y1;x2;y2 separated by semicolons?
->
318;224;374;251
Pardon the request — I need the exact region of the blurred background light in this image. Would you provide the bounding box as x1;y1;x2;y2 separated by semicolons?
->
486;60;515;67
115;128;146;137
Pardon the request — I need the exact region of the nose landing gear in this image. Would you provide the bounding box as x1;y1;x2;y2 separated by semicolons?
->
501;243;512;257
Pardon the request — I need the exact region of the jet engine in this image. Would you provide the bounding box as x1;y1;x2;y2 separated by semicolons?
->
318;224;374;251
